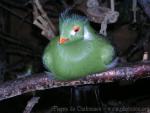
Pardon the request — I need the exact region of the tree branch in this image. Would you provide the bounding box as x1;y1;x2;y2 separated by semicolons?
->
23;97;40;113
0;61;150;102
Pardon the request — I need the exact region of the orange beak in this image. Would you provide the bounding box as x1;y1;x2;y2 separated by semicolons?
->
59;37;69;44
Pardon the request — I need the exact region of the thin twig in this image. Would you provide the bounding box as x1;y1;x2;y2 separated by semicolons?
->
0;3;33;25
6;49;41;58
0;61;150;102
33;0;56;39
23;97;40;113
0;31;33;51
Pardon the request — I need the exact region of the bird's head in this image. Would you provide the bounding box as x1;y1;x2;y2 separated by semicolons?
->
59;12;88;44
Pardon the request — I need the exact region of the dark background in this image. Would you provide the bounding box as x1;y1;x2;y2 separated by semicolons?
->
0;0;150;113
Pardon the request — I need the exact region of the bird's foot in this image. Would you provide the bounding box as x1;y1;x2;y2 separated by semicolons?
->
44;71;56;80
106;57;119;69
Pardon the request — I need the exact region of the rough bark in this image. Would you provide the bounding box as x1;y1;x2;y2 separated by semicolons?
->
0;61;150;102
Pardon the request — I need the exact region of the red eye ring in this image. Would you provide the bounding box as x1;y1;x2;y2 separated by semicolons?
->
73;26;80;32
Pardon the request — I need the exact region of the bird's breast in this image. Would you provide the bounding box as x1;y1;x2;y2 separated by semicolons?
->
57;41;94;63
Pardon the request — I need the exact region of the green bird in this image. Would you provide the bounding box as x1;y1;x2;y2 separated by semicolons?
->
43;12;117;80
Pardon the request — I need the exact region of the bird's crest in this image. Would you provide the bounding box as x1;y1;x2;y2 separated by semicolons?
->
59;8;88;26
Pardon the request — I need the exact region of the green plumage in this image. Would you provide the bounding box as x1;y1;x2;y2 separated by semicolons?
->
43;13;115;80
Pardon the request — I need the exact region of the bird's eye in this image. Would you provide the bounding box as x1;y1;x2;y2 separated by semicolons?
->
73;26;80;32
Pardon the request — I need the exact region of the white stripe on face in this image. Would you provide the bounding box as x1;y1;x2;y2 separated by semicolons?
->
70;30;76;36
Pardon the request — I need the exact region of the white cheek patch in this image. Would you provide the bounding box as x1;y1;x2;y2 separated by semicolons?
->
70;30;76;36
84;26;92;40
